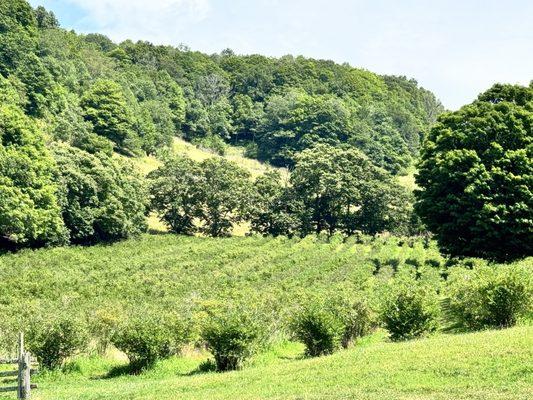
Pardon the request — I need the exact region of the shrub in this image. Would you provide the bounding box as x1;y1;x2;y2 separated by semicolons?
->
202;309;266;371
333;297;377;348
446;264;532;330
112;313;188;372
27;315;89;370
193;134;227;156
88;307;122;355
380;282;440;341
291;302;344;357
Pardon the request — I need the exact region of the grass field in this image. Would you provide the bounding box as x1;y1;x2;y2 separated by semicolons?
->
0;234;446;333
1;235;530;399
3;326;529;400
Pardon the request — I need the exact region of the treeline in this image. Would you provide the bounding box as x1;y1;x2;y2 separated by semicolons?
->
0;1;443;173
0;0;441;250
149;145;417;238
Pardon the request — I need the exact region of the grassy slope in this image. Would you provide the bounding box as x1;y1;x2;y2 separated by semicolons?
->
24;326;533;400
0;235;445;318
0;236;531;399
132;138;285;178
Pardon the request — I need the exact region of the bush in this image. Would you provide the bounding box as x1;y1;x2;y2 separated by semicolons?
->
88;307;122;355
202;309;266;371
447;264;532;330
380;282;440;341
193;134;227;156
333;297;377;348
291;302;344;357
27;315;89;370
112;313;188;372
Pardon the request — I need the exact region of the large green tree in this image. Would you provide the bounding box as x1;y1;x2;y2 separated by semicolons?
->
52;143;147;244
148;156;201;235
80;80;139;154
0;105;67;249
291;144;412;236
0;0;37;75
415;84;533;261
195;158;252;237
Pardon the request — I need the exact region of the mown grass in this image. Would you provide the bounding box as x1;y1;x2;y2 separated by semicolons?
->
14;326;531;400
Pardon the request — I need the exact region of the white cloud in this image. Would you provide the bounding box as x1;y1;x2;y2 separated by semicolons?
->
64;0;211;44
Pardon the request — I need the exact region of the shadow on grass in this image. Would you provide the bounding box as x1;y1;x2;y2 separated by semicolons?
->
182;359;217;376
92;364;145;380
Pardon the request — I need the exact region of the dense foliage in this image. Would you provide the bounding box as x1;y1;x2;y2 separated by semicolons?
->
27;314;89;369
0;104;67;248
446;263;532;330
416;83;533;261
0;0;444;250
52;144;147;244
149;156;252;237
112;312;188;372
150;146;415;237
201;308;267;371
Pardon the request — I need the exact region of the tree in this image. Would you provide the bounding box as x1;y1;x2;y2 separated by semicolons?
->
34;6;59;29
0;0;37;75
249;171;301;237
16;54;56;116
149;156;252;237
291;144;412;236
52;143;147;244
80;80;139;154
0;105;67;249
196;158;252;237
148;156;201;235
415;84;533;261
257;91;352;167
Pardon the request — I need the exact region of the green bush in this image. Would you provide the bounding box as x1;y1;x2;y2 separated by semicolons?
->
27;315;89;370
380;282;440;341
291;302;344;357
193;134;227;156
202;309;266;371
447;264;532;330
88;307;122;355
111;313;188;372
333;296;377;348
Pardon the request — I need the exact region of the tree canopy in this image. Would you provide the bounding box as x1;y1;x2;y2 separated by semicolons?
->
415;83;533;261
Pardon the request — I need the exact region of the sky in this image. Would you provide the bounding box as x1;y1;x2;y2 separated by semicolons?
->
29;0;533;110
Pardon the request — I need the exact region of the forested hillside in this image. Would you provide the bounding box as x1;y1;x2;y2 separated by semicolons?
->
0;0;445;250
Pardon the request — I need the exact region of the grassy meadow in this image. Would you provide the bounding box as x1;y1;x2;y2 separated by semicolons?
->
0;234;531;399
1;327;531;400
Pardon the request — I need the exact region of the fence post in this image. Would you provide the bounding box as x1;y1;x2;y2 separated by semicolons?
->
16;332;32;399
17;333;24;400
23;352;31;399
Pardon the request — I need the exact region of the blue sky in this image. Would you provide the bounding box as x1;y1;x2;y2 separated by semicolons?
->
29;0;533;110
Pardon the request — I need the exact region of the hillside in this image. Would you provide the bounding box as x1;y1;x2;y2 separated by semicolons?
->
0;234;444;331
3;326;532;400
0;234;531;399
133;138;287;178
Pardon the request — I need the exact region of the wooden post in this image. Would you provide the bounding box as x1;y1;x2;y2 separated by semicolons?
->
17;333;24;400
16;332;32;399
22;352;31;399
